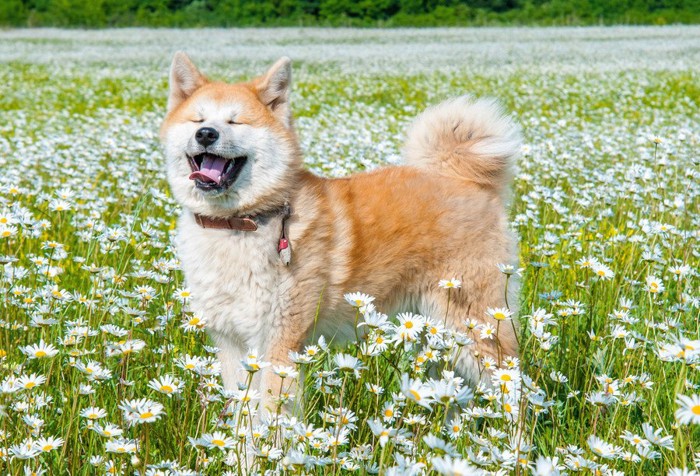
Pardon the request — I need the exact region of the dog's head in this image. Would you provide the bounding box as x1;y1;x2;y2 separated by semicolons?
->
160;53;302;217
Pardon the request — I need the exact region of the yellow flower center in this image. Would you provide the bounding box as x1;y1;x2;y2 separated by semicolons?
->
500;374;512;381
42;445;53;451
211;439;225;447
161;385;173;393
140;411;154;419
494;312;506;320
384;409;393;417
24;382;36;389
405;321;413;329
692;404;700;416
35;350;47;358
409;389;421;401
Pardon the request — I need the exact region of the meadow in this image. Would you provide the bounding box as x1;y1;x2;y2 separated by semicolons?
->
0;26;698;475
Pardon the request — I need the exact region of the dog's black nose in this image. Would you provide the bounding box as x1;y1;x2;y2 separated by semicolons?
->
195;127;219;147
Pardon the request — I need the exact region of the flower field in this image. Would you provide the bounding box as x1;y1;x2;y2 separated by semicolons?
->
0;27;698;475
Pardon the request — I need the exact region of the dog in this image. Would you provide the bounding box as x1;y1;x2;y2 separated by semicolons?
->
160;52;520;412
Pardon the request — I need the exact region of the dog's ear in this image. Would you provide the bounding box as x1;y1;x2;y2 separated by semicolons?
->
255;57;292;128
168;52;207;113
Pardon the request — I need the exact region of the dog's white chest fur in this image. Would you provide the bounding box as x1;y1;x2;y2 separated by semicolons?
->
176;213;287;348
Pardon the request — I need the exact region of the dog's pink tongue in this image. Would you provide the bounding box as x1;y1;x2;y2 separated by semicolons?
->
189;156;228;184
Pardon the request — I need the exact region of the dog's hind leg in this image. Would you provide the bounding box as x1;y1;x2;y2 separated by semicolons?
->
417;270;519;387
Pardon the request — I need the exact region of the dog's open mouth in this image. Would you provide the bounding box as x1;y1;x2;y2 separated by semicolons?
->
187;153;248;191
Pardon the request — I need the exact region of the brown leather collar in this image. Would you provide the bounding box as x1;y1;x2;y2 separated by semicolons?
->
193;213;258;231
192;202;291;232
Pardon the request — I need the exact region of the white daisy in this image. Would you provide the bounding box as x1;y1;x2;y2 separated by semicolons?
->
675;394;700;425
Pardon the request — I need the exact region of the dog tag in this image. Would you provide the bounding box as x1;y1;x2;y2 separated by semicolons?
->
278;238;291;265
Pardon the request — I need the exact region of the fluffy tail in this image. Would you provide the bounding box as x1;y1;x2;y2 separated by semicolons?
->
403;96;521;192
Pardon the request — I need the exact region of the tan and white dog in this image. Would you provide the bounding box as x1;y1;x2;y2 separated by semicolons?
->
161;53;520;410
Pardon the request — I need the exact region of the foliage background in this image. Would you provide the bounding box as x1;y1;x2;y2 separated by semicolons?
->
1;0;700;28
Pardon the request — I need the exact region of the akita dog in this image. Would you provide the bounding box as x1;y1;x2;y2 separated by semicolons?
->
161;53;520;411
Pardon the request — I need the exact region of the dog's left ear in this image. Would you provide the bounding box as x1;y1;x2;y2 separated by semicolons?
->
255;57;292;128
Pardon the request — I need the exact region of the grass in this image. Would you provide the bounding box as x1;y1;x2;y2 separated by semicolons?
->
0;27;698;475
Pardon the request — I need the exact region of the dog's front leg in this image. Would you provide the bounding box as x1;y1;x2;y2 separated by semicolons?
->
210;332;248;392
258;325;305;416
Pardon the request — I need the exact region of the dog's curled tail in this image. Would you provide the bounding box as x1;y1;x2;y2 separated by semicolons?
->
403;96;521;192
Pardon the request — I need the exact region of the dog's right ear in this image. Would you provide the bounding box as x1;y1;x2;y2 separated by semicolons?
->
254;57;292;128
167;52;207;113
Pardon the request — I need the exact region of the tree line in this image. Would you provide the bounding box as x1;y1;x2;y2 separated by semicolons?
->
1;0;698;27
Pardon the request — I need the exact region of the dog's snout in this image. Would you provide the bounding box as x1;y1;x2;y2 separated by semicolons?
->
195;127;219;147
